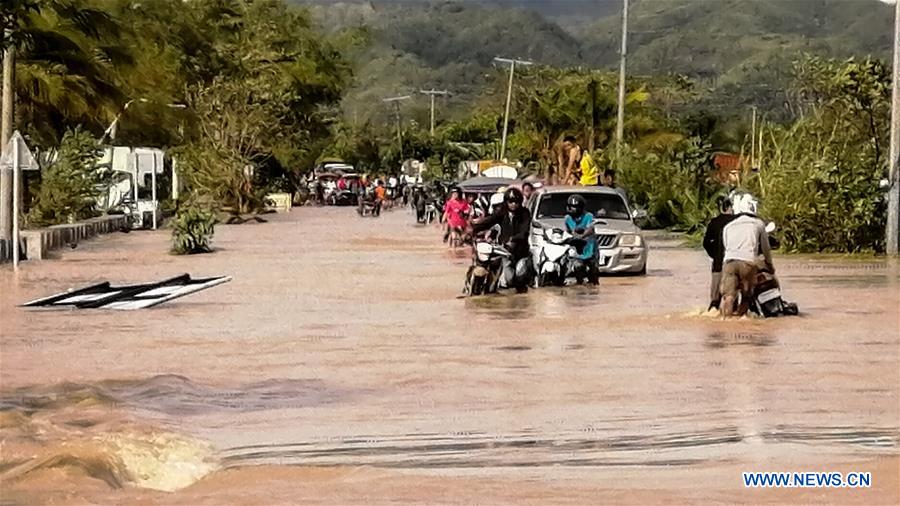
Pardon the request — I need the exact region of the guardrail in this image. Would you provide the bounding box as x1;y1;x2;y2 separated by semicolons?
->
0;215;129;263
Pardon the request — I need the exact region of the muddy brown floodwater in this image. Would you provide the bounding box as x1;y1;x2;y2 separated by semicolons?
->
1;207;898;505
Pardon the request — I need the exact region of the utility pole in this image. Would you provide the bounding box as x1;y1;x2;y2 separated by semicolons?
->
750;106;757;169
495;57;532;162
588;79;597;152
888;0;900;255
420;89;449;136
1;29;15;243
615;0;629;159
383;95;411;163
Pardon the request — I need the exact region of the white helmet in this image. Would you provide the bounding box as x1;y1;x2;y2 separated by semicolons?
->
731;192;759;215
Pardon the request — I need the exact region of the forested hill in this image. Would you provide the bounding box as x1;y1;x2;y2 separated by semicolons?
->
293;0;895;124
579;0;893;79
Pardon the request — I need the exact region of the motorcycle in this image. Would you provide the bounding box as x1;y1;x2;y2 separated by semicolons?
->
108;197;138;231
463;241;511;296
533;228;598;287
463;234;532;296
434;195;447;224
326;189;357;206
424;201;439;224
357;197;381;217
534;228;573;287
750;266;798;317
415;196;428;223
749;223;798;317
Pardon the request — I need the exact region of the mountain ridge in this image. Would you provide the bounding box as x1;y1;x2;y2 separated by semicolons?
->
292;0;895;125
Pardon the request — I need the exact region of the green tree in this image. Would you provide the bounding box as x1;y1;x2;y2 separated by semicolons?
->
2;0;130;146
27;128;108;226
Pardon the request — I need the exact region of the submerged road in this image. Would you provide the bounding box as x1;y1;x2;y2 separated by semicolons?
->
1;207;898;504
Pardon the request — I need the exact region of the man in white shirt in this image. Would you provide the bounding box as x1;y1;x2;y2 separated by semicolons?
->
720;194;774;317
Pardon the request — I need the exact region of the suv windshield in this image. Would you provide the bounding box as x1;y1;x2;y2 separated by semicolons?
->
536;192;630;220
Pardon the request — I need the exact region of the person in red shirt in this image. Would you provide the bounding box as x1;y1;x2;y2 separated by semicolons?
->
442;187;471;247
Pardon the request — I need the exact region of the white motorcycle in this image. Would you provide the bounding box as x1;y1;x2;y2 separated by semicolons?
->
534;228;576;287
464;241;512;296
534;227;599;287
424;202;439;224
464;228;532;296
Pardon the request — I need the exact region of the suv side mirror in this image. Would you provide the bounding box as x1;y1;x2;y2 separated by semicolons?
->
631;208;648;220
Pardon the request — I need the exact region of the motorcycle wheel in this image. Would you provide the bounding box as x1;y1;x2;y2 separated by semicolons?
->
762;299;784;318
537;272;555;288
467;266;488;296
469;275;486;296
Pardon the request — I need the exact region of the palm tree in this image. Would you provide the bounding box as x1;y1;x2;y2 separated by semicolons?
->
3;0;130;146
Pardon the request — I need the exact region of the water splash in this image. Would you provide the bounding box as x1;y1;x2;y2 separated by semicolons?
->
98;431;218;491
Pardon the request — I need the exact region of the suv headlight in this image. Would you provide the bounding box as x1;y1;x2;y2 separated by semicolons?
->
618;234;643;247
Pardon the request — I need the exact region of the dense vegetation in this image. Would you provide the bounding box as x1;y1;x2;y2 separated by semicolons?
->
4;0;350;251
1;0;894;252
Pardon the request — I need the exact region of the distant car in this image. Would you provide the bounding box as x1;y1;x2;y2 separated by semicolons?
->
457;176;518;216
456;176;517;194
527;186;648;275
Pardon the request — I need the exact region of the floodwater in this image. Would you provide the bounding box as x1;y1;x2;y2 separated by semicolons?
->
1;208;898;505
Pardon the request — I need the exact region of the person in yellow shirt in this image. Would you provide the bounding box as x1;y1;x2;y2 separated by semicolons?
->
579;149;599;186
559;135;599;186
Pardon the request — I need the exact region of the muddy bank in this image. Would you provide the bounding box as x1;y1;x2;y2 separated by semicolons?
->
1;207;898;504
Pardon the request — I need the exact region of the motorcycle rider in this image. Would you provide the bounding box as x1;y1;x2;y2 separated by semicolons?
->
413;186;427;222
702;196;736;310
720;193;774;317
563;194;599;284
357;180;368;216
472;187;533;293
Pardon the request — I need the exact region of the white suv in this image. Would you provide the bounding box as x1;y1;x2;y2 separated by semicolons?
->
527;186;648;275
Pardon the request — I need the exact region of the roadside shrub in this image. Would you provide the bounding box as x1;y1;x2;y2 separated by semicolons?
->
172;195;217;255
618;138;724;235
747;121;885;253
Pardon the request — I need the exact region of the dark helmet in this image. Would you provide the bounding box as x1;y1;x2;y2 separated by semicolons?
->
567;194;586;216
504;187;524;205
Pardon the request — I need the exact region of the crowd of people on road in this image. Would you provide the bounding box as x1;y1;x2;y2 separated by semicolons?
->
307;131;790;317
307;172;425;210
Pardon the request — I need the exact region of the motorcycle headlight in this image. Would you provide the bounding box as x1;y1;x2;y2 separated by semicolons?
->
476;242;493;258
618;234;643;247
